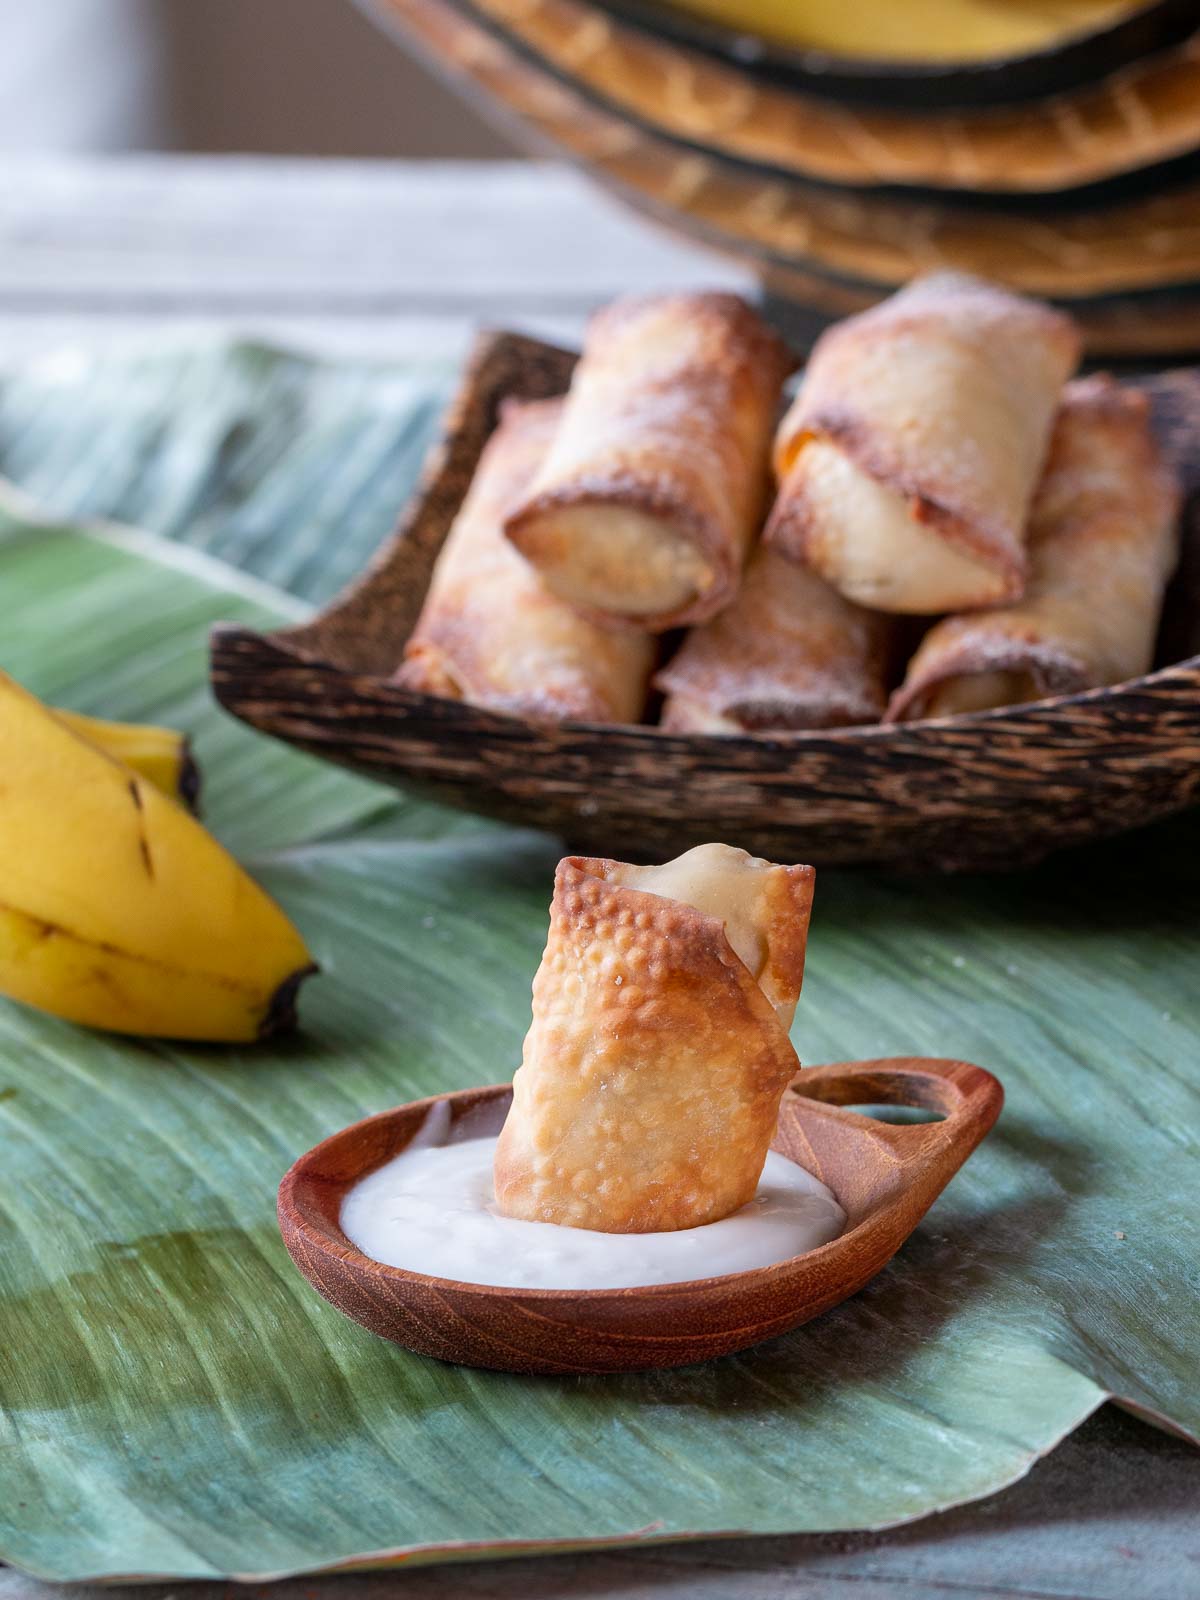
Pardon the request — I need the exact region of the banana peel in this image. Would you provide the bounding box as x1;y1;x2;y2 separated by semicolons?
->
54;708;201;811
0;670;316;1042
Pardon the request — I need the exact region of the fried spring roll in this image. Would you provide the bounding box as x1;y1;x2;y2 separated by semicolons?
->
767;273;1081;614
503;294;794;632
655;547;892;733
395;399;654;723
493;844;815;1234
886;375;1181;721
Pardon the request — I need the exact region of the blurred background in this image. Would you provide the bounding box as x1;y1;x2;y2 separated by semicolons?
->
1;0;514;156
4;1;1198;359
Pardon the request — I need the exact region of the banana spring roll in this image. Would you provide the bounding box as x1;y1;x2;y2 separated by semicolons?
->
767;272;1081;614
503;293;794;632
887;374;1181;721
395;398;655;723
494;844;815;1234
655;546;892;733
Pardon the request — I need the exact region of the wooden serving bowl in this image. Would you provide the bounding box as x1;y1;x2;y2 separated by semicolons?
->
278;1057;1003;1375
210;332;1200;872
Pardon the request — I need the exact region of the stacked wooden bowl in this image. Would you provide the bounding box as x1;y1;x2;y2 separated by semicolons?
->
359;0;1200;355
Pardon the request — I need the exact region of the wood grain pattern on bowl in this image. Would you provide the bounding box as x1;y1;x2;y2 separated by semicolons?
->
277;1057;1003;1374
209;330;1200;873
456;0;1200;193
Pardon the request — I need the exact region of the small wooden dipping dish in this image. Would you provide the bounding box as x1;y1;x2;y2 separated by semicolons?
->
278;1057;1002;1374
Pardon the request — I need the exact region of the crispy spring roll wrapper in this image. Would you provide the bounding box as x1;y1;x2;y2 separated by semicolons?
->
395;398;655;723
766;273;1081;614
493;844;815;1234
503;293;794;632
887;375;1181;722
655;546;892;733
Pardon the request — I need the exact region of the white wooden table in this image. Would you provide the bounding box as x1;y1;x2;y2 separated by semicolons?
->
1;154;1196;1600
0;154;751;365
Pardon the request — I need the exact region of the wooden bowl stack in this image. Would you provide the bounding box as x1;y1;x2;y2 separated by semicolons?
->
360;0;1200;355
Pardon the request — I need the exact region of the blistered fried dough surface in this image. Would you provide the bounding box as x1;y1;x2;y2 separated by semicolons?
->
493;845;815;1233
395;399;654;723
656;547;891;733
888;375;1181;722
503;294;794;631
767;272;1081;614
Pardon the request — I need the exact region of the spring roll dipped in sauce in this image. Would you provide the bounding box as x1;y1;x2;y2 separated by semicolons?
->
766;273;1081;614
493;844;815;1233
887;376;1181;722
395;398;655;723
503;294;794;631
655;546;892;733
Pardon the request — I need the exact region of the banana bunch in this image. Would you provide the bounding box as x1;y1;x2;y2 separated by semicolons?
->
0;670;315;1042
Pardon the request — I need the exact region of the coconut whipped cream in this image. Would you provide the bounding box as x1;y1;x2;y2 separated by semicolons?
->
340;1115;845;1291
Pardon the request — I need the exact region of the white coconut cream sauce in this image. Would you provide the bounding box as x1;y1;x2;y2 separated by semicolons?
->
340;1104;845;1291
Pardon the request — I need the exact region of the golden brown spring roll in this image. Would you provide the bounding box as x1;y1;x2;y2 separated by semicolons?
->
654;547;892;733
887;375;1181;721
766;273;1081;614
493;844;815;1234
395;398;654;723
503;293;794;632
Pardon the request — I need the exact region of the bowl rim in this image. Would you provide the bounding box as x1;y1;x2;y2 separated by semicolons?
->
234;617;1200;747
277;1066;999;1304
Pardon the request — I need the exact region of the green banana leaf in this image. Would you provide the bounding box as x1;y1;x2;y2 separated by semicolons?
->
0;341;452;604
0;345;1197;1583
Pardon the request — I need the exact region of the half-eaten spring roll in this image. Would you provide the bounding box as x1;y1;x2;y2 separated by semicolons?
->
655;546;892;733
887;374;1181;721
395;398;655;723
767;273;1081;614
493;844;815;1233
503;294;794;632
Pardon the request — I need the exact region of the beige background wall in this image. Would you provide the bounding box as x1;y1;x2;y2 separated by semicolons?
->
0;0;516;156
163;0;515;156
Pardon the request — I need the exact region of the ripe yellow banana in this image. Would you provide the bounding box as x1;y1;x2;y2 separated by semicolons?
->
53;708;201;811
670;0;1128;61
0;669;316;1041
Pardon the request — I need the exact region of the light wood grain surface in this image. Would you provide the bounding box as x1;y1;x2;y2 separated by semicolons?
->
0;155;750;363
0;154;1196;1600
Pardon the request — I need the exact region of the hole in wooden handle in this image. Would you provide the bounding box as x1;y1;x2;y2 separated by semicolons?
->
788;1057;1001;1145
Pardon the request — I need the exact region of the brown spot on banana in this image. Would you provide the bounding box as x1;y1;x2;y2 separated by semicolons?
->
128;779;155;878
